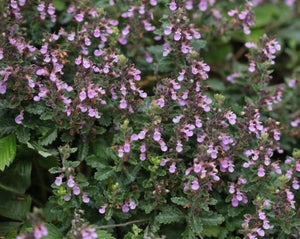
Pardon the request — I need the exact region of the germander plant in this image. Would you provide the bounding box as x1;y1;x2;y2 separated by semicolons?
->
0;0;300;238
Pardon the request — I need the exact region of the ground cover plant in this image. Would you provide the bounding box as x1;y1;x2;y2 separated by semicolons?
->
0;0;300;238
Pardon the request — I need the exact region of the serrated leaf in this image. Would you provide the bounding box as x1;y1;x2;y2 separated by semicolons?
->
39;129;57;146
202;225;221;237
0;120;16;137
96;229;116;239
94;167;114;181
86;155;107;169
156;206;184;224
78;142;89;161
191;215;203;236
171;197;190;207
201;213;225;226
26;142;53;158
0;135;16;171
16;127;31;143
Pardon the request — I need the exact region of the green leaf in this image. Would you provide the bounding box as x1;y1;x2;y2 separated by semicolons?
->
96;229;116;239
52;0;66;11
156;206;184;224
0;119;16;137
26;142;53;158
94;167;114;181
0;222;21;236
171;197;190;207
191;215;203;236
202;225;221;237
0;135;16;171
0;194;31;221
190;39;207;51
253;4;279;27
42;223;63;239
201;213;225;226
16;127;31;143
78;142;89;161
39;129;57;146
0;159;32;194
206;79;225;91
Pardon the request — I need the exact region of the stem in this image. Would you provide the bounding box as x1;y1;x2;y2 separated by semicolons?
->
0;182;22;195
96;218;149;229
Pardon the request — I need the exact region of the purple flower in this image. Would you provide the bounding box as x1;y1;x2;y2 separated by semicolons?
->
75;12;84;22
99;204;107;214
64;193;71;201
164;25;173;35
47;3;55;15
37;2;45;11
15;111;24;124
258;210;266;220
169;1;177;11
191;179;199;190
33;225;48;239
176;141;183;152
199;0;208;11
257;166;265;177
82;58;91;69
193;163;202;173
174;30;181;41
81;227;98;239
120;99;127;109
79;90;86;101
150;0;157;6
160;142;168;152
122;203;130;213
123;142;131;153
87;89;97;99
231;197;239;207
138;130;147;139
140;153;146;161
292;178;299;190
54;175;63;186
67;176;75;188
73;185;81;195
153;130;161;141
82;192;90;203
129;200;136;209
169;163;176;173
